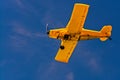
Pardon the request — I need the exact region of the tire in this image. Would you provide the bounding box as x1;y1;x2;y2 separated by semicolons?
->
60;45;65;49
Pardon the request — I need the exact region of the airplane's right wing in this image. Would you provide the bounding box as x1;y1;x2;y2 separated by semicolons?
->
66;3;89;33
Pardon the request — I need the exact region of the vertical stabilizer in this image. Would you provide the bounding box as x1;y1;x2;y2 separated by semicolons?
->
100;25;112;41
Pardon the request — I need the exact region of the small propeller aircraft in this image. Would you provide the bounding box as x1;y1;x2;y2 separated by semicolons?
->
47;3;112;63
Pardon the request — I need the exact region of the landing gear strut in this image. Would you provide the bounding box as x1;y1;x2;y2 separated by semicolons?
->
64;34;70;40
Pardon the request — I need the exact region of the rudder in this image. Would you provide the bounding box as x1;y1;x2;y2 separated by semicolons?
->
100;25;112;41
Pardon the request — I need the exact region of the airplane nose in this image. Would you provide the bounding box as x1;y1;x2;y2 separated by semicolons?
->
46;31;50;35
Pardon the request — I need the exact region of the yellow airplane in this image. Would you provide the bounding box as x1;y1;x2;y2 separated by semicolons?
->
47;3;112;63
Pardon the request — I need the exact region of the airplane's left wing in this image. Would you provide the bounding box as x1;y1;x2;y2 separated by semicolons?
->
55;40;78;63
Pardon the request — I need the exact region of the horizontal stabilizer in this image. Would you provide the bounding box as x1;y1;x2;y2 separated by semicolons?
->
100;37;108;41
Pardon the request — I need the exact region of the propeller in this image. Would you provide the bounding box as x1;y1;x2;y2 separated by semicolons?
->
46;23;50;35
46;24;48;33
33;24;50;38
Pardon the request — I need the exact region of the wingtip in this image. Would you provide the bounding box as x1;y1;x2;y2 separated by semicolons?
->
55;57;68;63
74;3;90;7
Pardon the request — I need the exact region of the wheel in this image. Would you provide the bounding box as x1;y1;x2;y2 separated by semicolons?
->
60;45;65;49
109;37;112;40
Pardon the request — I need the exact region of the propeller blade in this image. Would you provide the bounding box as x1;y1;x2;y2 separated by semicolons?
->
46;24;48;32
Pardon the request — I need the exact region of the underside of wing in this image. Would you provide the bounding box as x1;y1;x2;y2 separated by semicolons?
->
67;3;89;33
55;40;78;63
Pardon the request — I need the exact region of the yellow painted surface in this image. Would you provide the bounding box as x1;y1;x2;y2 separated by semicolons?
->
67;3;89;33
47;3;112;63
100;25;112;41
48;28;67;39
55;40;77;63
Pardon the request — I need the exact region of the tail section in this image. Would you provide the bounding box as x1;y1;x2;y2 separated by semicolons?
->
100;25;112;41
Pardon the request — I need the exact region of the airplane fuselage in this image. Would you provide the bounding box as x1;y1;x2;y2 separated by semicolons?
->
47;27;111;41
46;3;112;63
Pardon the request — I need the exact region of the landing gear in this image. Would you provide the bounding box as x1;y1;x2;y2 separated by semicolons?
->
64;34;70;40
109;37;112;40
60;45;65;50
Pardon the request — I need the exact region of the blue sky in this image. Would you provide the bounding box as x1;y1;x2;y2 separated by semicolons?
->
1;0;120;80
